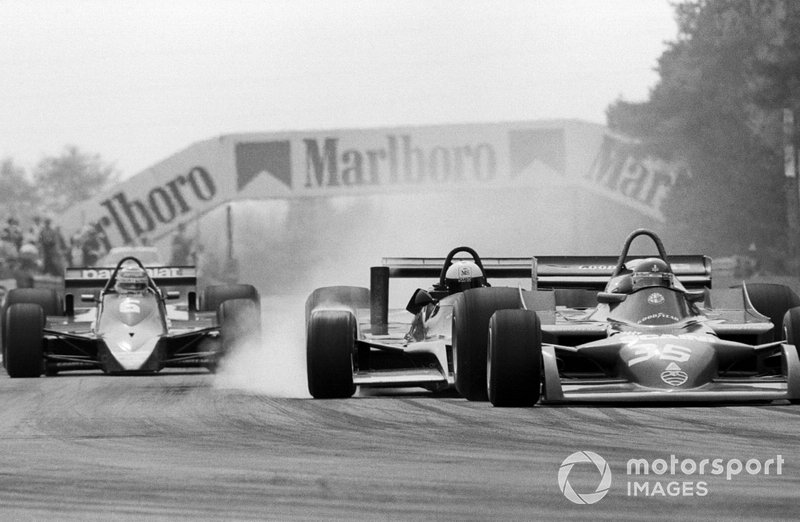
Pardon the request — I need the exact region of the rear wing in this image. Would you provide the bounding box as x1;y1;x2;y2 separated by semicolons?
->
64;266;198;297
378;254;712;290
533;255;712;291
380;257;533;279
368;254;711;334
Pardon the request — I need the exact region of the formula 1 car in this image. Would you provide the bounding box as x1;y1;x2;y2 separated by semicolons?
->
1;256;261;377
485;229;800;406
306;245;541;398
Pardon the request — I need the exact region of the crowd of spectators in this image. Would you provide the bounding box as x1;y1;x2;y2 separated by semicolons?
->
0;215;111;281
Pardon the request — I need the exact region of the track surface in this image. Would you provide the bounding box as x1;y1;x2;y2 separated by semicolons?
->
1;366;799;520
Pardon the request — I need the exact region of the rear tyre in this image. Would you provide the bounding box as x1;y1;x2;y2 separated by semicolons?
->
201;284;260;313
784;307;800;405
783;306;800;345
5;303;44;378
746;283;800;342
487;309;542;407
210;298;262;373
307;309;356;398
305;286;369;323
453;287;522;401
3;288;61;315
219;298;262;352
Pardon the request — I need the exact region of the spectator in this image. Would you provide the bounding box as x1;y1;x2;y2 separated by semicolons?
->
27;215;43;246
70;230;84;266
169;223;194;265
39;218;63;276
80;225;103;266
2;217;23;252
0;236;17;264
18;242;40;275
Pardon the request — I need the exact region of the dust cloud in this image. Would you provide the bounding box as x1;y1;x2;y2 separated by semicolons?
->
209;184;657;397
213;295;309;397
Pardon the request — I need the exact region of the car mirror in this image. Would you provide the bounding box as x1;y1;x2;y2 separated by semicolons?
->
406;288;436;315
685;290;706;304
597;292;627;304
166;291;181;300
80;294;97;303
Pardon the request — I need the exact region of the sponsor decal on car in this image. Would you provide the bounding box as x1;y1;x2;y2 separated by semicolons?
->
660;362;689;386
80;267;185;279
119;298;141;314
636;312;680;324
626;343;692;368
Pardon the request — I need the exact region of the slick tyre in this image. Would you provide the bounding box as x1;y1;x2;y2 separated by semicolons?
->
784;307;800;405
201;284;260;313
2;288;60;368
783;306;800;345
305;286;369;323
5;303;44;378
307;309;356;399
453;287;521;401
487;309;542;407
219;298;262;353
746;283;800;342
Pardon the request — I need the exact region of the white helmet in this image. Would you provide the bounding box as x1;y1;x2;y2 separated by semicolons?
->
445;260;486;294
115;265;148;294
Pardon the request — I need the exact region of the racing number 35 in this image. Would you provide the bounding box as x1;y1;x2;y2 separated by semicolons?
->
628;344;692;367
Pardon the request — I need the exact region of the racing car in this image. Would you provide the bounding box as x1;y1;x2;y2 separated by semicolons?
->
1;256;261;377
485;229;800;406
306;245;544;398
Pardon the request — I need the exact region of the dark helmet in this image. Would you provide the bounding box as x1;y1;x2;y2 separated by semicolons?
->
445;260;487;294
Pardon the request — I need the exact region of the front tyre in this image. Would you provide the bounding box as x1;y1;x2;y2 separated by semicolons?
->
307;309;356;398
487;310;542;407
453;287;522;401
5;303;44;378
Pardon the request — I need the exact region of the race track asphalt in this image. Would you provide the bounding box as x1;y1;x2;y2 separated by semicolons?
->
0;301;799;520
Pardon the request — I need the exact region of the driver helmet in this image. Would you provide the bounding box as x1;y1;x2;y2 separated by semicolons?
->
610;258;674;294
630;258;674;291
445;260;487;294
115;265;148;294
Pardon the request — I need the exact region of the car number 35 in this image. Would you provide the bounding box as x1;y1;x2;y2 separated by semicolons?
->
627;344;692;367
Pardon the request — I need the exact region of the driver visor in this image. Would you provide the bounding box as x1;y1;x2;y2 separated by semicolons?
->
631;272;674;291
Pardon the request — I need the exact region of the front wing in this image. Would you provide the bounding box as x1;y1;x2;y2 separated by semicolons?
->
42;321;221;373
540;344;800;403
351;315;452;390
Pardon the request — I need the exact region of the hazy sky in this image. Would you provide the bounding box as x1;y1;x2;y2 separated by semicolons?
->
0;0;677;179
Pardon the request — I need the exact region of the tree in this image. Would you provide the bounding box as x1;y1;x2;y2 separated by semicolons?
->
606;0;791;263
33;145;120;213
0;157;38;220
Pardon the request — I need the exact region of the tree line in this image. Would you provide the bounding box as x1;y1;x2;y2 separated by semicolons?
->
1;145;118;223
608;0;800;273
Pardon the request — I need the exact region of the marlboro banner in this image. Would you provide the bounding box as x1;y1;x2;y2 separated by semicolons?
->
61;120;689;249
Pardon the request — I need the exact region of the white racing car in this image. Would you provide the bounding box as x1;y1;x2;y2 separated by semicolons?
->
2;256;261;377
